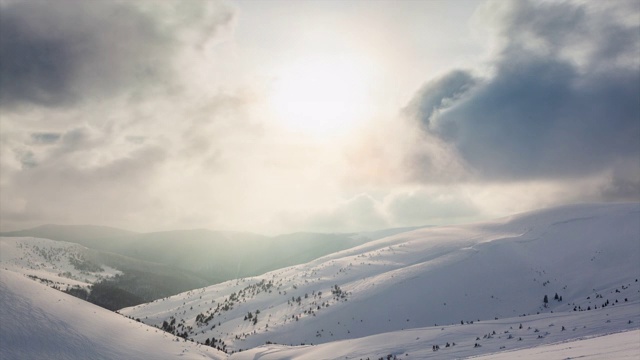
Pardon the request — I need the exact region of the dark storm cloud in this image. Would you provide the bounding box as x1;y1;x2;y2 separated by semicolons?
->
0;0;233;108
408;0;640;182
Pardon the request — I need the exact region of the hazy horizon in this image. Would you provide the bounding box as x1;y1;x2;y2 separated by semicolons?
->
4;201;640;236
1;220;425;235
1;0;638;235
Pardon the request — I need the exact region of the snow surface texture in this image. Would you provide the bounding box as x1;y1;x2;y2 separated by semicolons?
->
0;236;120;290
472;330;640;360
0;269;225;360
228;306;639;359
120;203;640;358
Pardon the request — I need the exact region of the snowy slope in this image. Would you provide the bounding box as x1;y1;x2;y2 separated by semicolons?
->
3;266;637;360
230;329;640;360
121;203;640;355
472;329;640;360
0;237;120;290
0;269;226;360
228;303;639;359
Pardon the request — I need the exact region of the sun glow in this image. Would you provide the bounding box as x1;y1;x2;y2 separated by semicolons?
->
269;55;373;137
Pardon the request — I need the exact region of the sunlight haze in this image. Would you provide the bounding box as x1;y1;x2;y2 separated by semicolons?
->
0;0;638;235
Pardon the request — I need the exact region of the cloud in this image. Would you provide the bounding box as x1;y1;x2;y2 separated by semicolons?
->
30;132;61;145
385;189;479;226
407;0;640;184
598;163;640;202
600;176;640;202
1;0;636;234
405;70;477;129
2;139;167;227
0;0;233;108
285;189;482;233
0;0;242;231
284;194;389;233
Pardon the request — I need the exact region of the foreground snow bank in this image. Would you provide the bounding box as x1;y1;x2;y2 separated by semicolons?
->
0;269;225;360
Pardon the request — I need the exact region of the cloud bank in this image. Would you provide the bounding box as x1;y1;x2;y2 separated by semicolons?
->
406;0;639;195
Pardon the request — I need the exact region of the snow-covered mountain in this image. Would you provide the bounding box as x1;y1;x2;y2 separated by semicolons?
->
120;203;640;357
2;203;638;359
2;226;388;284
0;236;211;310
0;236;120;291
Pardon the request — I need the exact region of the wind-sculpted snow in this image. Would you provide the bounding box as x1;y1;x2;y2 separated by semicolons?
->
0;269;225;360
121;203;640;357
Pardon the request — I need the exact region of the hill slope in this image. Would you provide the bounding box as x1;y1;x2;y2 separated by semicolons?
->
121;203;640;355
0;236;120;290
228;309;639;359
0;237;210;309
0;269;225;360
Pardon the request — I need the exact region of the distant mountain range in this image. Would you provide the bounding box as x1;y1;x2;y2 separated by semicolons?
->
1;225;420;282
1;224;421;309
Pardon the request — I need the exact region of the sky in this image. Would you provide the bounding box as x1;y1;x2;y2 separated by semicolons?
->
0;0;638;234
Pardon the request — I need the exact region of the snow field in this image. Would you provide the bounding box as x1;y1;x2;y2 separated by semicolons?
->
122;203;640;355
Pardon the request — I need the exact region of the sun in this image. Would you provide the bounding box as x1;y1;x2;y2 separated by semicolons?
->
269;55;372;137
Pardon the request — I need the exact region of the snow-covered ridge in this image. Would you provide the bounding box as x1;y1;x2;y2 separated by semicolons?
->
0;236;120;290
121;203;640;356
